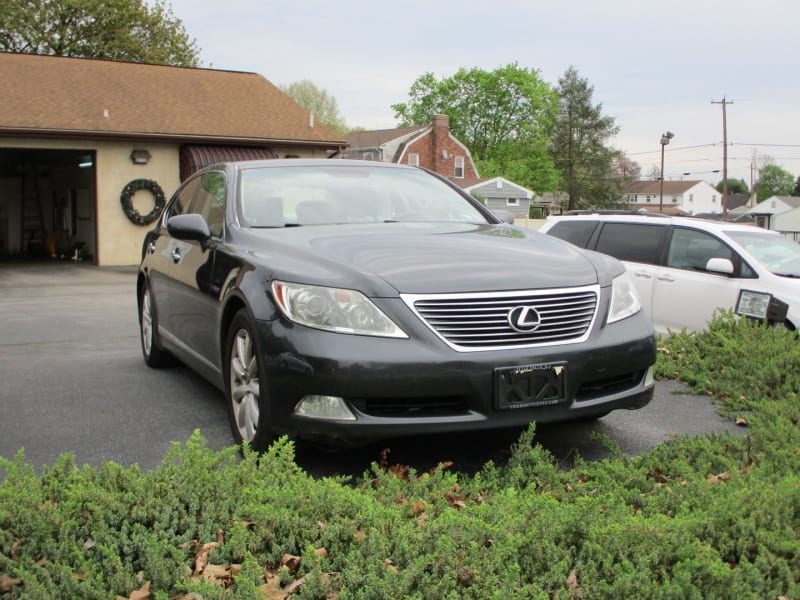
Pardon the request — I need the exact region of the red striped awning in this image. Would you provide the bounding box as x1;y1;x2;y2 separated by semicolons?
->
179;145;277;181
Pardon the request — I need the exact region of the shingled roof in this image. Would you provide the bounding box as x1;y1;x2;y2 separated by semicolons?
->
344;126;426;150
0;52;345;148
624;180;707;195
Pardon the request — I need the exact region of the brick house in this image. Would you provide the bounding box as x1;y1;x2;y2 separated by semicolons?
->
343;114;479;182
0;52;345;266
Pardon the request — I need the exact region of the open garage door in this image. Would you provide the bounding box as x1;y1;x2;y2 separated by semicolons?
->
0;148;96;261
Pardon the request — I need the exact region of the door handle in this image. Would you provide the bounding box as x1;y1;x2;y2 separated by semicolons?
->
633;270;652;279
657;273;675;282
171;248;182;263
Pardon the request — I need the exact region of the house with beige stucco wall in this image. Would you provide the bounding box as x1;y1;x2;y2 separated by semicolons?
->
0;52;345;266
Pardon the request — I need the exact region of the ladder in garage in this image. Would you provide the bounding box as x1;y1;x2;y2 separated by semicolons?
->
20;162;47;256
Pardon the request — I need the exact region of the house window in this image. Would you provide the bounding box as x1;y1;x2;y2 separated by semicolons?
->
689;194;694;202
408;153;419;167
506;198;520;207
712;195;717;203
454;156;465;178
363;151;375;161
672;196;678;203
646;195;651;203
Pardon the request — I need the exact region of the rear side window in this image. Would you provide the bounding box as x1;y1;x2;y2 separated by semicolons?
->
595;223;667;265
547;220;598;247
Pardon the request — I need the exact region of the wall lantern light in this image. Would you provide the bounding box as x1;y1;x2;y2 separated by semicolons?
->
130;149;151;165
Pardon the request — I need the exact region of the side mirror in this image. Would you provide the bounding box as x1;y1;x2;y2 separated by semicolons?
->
167;213;211;242
706;257;734;275
492;209;516;225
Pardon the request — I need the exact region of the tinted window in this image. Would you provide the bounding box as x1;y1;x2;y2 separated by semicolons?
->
595;223;667;264
166;177;201;220
547;221;598;247
192;171;226;237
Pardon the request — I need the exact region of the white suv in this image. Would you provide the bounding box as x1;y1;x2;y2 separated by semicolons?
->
539;213;800;335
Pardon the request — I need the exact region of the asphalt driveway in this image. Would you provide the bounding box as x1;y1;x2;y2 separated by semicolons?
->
0;261;743;478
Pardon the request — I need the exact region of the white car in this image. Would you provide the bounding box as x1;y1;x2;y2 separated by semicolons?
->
539;213;800;335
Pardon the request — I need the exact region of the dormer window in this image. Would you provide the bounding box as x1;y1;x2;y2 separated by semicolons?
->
408;153;419;167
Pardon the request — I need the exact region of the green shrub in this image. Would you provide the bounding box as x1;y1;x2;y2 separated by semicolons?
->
1;313;798;598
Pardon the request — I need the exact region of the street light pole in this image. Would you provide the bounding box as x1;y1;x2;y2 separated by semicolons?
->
659;131;674;212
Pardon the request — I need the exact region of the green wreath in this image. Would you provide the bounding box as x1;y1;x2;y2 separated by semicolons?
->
120;179;166;226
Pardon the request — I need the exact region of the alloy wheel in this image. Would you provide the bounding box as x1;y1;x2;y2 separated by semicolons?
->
229;327;261;442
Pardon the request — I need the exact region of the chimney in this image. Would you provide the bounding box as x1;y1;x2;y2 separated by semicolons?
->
431;114;449;175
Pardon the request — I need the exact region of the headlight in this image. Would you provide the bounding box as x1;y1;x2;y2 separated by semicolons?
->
272;281;408;338
607;271;641;324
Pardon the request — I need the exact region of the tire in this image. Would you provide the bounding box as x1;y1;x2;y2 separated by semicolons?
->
225;309;277;451
139;283;172;368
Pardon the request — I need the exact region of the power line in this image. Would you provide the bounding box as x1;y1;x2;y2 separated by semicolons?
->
625;143;719;157
732;143;800;148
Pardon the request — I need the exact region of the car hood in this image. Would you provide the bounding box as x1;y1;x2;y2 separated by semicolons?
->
245;223;605;296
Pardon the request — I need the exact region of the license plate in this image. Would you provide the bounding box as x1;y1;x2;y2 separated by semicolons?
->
494;363;566;410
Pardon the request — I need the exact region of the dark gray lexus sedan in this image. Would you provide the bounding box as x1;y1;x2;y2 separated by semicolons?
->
137;159;656;450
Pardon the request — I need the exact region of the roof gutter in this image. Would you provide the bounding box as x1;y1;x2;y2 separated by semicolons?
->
0;127;348;148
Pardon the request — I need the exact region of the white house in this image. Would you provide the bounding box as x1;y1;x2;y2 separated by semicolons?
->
746;196;800;239
623;180;722;215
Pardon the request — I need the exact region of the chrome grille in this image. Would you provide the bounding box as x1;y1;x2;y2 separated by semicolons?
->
401;286;599;352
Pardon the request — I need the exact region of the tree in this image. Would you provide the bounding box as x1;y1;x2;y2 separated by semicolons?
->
549;67;620;210
611;153;641;182
794;176;800;197
645;165;662;181
0;0;199;66
280;80;348;136
715;178;748;195
392;63;560;192
756;164;795;201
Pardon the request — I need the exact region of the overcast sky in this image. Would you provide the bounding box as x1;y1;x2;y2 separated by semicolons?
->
168;0;799;187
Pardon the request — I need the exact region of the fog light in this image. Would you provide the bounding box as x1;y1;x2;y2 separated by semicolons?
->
294;395;356;420
644;366;655;387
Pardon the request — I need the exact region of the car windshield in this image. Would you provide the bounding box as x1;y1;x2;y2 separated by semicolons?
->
727;229;800;277
238;164;489;227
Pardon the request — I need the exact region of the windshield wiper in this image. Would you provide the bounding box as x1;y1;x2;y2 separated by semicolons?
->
251;223;303;229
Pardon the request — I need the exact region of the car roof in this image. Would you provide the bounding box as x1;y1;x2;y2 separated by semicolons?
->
545;212;773;235
203;158;421;171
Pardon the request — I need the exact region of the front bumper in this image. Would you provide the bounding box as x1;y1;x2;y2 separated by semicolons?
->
256;308;656;446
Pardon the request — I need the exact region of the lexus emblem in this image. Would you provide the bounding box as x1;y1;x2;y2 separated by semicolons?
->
507;305;541;333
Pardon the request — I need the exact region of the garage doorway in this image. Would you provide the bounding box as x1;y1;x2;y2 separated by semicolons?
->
0;148;97;262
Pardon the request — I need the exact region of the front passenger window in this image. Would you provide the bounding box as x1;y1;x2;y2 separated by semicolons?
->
667;228;735;272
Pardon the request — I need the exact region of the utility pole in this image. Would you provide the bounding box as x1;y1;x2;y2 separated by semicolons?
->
711;96;733;219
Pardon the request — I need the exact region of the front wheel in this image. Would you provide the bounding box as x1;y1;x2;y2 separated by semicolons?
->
225;310;277;451
139;283;172;368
